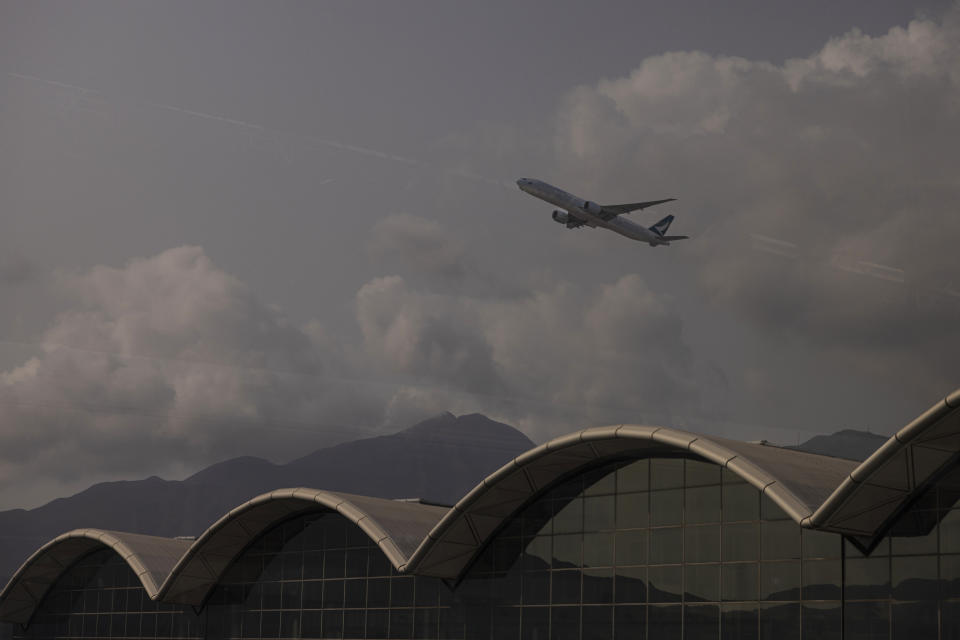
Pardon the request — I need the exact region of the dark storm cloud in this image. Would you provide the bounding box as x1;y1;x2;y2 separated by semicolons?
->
552;8;960;398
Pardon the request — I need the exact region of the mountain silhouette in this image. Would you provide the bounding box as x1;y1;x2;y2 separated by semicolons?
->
0;413;534;585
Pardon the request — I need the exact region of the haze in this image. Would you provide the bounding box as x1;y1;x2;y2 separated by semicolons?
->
1;0;958;510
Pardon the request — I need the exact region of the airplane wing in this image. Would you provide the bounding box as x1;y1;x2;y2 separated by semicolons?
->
600;198;676;220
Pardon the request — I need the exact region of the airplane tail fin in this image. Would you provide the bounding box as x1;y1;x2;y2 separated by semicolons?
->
649;214;675;237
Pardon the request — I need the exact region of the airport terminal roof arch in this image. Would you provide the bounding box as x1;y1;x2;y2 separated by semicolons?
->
809;390;960;545
0;529;192;625
404;424;859;579
157;488;448;606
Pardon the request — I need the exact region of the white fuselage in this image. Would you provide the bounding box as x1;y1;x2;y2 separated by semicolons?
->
516;178;667;245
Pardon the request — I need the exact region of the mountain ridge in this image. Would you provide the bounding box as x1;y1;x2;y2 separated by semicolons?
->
0;412;534;584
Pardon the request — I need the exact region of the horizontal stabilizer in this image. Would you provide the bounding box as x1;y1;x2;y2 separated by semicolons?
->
662;235;689;241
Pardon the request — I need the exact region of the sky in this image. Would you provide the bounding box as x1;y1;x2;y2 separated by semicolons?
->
1;0;958;509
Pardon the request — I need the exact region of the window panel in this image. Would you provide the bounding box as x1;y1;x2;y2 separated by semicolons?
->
549;606;579;640
720;603;758;640
684;564;720;603
648;604;682;639
801;529;841;559
891;555;938;601
613;605;645;640
366;610;389;639
802;559;841;601
759;602;799;640
390;577;415;608
942;601;960;640
615;530;647;567
722;523;758;562
583;533;614;568
301;580;323;609
649;527;682;564
389;608;413;640
344;578;366;609
760;496;788;521
760;561;799;601
614;567;647;604
583;465;617;496
683;604;719;640
581;605;612;640
844;556;890;600
617;459;649;493
324;549;345;579
520;606;549;640
647;566;682;603
650;490;683;526
281;611;301;639
523;536;552;571
552;534;581;569
722;484;759;522
583;568;614;604
280;581;301;610
490;607;519;640
684;525;720;563
685;486;721;524
320;579;343;609
551;570;581;605
843;601;889;640
941;508;960;554
553;498;584;534
761;521;800;560
616;492;649;529
651;459;684;490
523;571;550;605
685;459;721;487
801;602;841;640
942;553;960;599
891;601;937;640
721;564;758;602
584;496;616;531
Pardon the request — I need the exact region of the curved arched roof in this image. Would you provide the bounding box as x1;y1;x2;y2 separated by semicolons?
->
0;529;192;625
809;389;960;544
158;488;448;606
404;424;858;578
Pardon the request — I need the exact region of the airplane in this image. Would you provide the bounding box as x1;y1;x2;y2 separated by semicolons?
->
516;178;688;246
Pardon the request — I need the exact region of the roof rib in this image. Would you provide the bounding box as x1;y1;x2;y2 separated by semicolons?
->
157;488;447;606
0;529;192;625
808;389;960;546
404;425;858;579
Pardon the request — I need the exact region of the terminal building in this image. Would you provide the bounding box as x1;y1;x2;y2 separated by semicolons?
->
1;391;958;640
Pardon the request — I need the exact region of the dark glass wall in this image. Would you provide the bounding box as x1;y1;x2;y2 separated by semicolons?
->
9;455;960;639
204;512;454;640
457;456;845;640
15;549;201;640
843;461;960;640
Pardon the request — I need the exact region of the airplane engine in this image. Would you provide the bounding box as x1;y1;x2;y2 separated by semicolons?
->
552;210;570;224
581;200;603;215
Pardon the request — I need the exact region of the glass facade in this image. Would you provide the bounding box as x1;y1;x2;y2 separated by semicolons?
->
8;456;960;639
202;512;455;640
842;462;960;640
458;456;844;640
14;549;201;640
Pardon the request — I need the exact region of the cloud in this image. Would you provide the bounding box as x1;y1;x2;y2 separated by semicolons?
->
356;271;703;441
0;246;381;508
368;214;467;282
552;6;960;399
0;255;38;286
